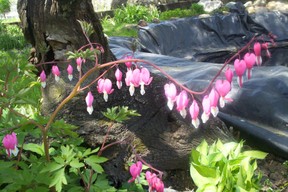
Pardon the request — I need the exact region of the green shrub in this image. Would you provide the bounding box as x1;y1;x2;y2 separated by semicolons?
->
114;4;159;24
159;4;205;21
190;139;267;192
0;22;26;50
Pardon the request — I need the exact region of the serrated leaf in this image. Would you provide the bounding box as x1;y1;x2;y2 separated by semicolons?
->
85;155;108;164
85;158;104;173
82;147;99;157
49;168;67;192
41;162;64;173
70;159;84;169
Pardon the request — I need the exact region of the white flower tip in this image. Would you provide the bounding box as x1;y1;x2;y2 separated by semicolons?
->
87;106;93;115
11;147;19;157
41;82;46;88
219;97;225;108
201;113;209;123
129;85;135;96
211;107;219;117
103;93;108;102
77;66;81;72
68;74;73;81
180;109;187;118
192;118;200;129
140;87;145;95
117;81;122;89
167;100;174;110
55;75;60;82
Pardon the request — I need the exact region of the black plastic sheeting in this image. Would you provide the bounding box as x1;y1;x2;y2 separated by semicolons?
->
108;9;288;159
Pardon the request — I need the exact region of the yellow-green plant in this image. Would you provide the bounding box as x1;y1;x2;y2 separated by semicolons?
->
190;139;267;192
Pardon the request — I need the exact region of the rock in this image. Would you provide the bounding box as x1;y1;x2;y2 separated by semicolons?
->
253;0;266;6
266;1;288;12
138;19;148;27
246;6;255;13
198;0;223;13
244;1;253;7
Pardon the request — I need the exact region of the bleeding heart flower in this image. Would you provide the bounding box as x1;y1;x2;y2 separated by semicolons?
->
244;53;256;79
125;55;133;70
76;57;82;71
139;67;153;95
67;64;73;81
85;91;94;115
262;42;271;58
115;68;123;89
40;70;47;88
146;171;164;192
128;161;142;183
189;100;200;128
234;59;246;87
176;90;189;118
254;42;262;66
209;88;219;117
2;132;19;157
201;95;211;123
225;67;234;83
52;65;61;82
164;83;177;110
152;177;165;192
125;69;140;96
97;78;114;102
215;79;232;108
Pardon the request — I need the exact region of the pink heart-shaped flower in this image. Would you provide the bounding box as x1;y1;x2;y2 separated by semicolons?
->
234;59;246;76
215;79;231;97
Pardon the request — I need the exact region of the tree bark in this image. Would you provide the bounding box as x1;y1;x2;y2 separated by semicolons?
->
17;0;115;68
17;0;233;189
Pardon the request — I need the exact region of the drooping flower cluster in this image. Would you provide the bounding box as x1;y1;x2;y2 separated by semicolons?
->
164;80;232;129
146;171;164;192
128;161;164;192
164;41;271;128
125;67;153;96
39;55;153;115
2;132;18;157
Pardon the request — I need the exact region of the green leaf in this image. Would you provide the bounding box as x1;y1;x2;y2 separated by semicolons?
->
41;162;64;173
190;162;219;187
222;142;238;158
93;174;117;191
102;106;140;123
54;156;65;164
196;139;208;156
196;184;218;192
241;150;268;160
84;157;105;173
49;168;67;192
0;160;14;169
23;143;44;156
70;159;84;169
85;155;108;164
82;147;99;157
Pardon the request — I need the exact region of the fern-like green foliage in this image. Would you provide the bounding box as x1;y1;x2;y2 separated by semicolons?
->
102;106;141;123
